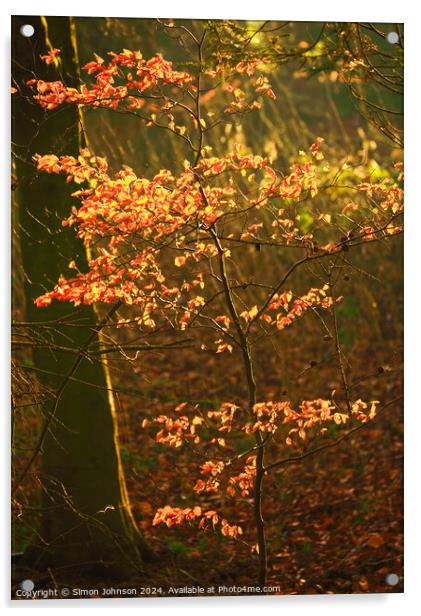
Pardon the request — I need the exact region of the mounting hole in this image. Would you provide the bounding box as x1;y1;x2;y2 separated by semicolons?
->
385;573;399;586
21;579;35;591
386;31;399;45
20;24;34;38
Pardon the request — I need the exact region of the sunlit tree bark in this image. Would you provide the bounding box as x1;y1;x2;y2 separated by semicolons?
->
12;15;155;574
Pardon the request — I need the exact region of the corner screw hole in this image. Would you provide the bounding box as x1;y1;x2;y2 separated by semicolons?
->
386;32;399;45
385;573;399;586
20;24;34;38
21;579;34;591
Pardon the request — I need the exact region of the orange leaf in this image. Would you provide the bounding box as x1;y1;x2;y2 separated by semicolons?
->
366;533;385;549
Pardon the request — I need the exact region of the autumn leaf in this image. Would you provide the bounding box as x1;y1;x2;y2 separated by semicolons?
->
174;256;186;267
366;533;385;549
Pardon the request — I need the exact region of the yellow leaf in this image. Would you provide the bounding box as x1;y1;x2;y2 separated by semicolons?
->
249;305;258;319
174;256;186;267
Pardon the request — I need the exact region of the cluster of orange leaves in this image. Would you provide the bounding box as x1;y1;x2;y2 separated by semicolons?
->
28;49;193;111
32;142;328;339
240;286;338;332
281;398;379;445
28;48;277;138
142;408;204;448
241;398;379;443
152;505;243;539
29;45;334;327
147;396;379;541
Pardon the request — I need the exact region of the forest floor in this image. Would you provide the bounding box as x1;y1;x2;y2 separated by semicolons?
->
12;329;403;598
119;332;403;596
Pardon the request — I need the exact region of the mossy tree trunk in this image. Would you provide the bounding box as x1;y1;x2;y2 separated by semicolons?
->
12;15;155;575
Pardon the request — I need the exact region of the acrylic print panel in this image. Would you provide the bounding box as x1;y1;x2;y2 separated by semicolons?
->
11;15;403;600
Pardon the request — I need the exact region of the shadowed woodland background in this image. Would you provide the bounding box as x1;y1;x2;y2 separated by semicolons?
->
11;17;403;596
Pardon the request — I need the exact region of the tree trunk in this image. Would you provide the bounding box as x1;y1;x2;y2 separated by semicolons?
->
12;15;155;576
